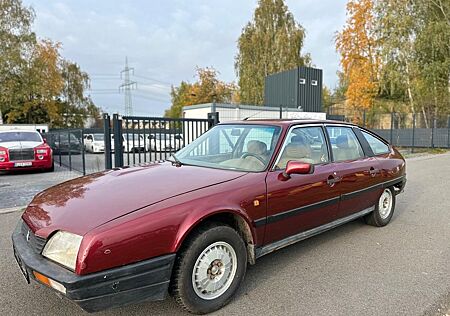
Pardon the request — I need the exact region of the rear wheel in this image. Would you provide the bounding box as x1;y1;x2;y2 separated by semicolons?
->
171;223;247;314
365;188;395;227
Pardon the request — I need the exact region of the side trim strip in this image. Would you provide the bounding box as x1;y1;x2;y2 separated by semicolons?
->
266;196;340;225
255;206;375;259
341;183;383;200
252;175;406;227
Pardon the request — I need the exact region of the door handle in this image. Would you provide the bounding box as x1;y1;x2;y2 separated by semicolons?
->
369;167;378;177
327;174;341;187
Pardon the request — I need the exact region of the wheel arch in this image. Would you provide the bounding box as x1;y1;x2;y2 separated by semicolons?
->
174;210;257;265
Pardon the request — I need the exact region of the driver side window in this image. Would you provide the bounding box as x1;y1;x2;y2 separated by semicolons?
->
276;126;329;169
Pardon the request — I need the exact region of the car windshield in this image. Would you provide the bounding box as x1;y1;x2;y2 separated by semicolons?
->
0;131;42;143
93;134;104;141
175;124;281;172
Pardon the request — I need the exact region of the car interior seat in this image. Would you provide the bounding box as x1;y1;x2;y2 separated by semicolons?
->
276;134;314;169
335;134;361;161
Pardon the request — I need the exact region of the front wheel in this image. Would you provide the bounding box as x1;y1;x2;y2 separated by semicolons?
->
171;223;247;314
365;187;396;227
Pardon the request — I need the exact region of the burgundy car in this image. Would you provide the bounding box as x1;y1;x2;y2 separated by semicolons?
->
12;120;406;314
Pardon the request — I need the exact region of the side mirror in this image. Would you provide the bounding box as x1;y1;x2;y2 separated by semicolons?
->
43;138;47;144
280;161;314;180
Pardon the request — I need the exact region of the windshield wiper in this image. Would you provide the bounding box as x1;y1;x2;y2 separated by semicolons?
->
167;154;183;166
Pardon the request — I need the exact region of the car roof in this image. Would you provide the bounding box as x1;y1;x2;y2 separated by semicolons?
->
0;130;39;133
218;119;357;128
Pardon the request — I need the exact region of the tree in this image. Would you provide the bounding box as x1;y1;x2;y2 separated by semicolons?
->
335;0;379;114
375;0;417;112
0;0;101;127
6;40;64;124
0;0;36;118
165;67;238;118
235;0;310;105
374;0;449;125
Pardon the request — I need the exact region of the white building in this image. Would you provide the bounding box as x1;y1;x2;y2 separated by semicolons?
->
0;123;49;133
182;103;326;122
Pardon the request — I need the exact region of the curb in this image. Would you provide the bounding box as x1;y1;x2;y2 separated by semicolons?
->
0;206;25;214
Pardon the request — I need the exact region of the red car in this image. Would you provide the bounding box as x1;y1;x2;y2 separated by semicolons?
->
0;130;54;172
12;120;406;314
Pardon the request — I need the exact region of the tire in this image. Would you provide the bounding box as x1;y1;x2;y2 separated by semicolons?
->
45;162;54;173
365;187;396;227
171;223;247;314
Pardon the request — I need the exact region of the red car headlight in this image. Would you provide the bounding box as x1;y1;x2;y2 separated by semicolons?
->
36;149;47;154
0;147;8;162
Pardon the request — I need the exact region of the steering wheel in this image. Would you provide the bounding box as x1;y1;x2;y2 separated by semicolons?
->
241;153;266;165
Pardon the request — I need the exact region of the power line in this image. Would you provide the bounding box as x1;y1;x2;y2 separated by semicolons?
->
132;74;173;86
133;93;170;103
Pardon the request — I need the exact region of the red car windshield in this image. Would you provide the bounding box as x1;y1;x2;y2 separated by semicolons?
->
0;131;42;143
175;124;281;172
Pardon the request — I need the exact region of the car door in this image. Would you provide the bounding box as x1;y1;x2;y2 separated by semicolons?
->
325;125;381;219
264;125;340;245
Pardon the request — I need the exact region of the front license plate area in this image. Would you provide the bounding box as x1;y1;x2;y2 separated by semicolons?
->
14;162;32;167
13;247;30;284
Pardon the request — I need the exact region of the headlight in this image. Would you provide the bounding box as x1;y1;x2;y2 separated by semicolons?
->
42;231;83;271
0;150;6;155
36;149;47;154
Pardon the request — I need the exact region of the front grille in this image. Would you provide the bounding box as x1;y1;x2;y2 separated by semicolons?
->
21;221;46;254
9;148;35;161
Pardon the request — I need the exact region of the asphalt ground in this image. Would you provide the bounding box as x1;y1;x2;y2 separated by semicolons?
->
0;153;449;315
0;165;78;209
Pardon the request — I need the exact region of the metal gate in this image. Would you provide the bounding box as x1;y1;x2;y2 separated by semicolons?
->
103;113;218;169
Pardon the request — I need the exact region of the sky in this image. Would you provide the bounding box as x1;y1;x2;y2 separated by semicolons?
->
23;0;348;116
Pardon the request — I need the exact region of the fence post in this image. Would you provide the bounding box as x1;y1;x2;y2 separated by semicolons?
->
363;110;366;127
431;116;436;148
58;131;62;166
412;113;416;153
447;115;450;149
390;112;394;144
103;114;112;169
81;129;86;175
207;112;219;128
68;130;72;171
279;105;282;119
112;114;124;168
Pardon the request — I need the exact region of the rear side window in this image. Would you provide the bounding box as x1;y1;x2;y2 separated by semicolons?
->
326;126;364;161
361;130;390;155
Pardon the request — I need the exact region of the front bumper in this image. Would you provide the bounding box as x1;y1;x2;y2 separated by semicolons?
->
12;221;176;312
0;159;52;171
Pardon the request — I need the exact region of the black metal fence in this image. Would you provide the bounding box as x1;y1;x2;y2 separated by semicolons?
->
104;113;217;169
327;111;450;149
44;129;86;174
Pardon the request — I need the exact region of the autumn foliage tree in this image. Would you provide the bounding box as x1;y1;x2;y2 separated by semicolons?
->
165;67;238;118
0;0;99;127
235;0;310;105
335;0;379;115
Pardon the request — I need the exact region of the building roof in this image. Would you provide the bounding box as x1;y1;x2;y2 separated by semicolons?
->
218;119;355;127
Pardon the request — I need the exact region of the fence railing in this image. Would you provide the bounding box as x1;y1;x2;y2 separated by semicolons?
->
327;111;450;149
104;113;217;169
44;129;86;174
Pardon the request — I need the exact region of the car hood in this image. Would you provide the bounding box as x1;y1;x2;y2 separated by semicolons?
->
22;162;247;237
0;141;42;149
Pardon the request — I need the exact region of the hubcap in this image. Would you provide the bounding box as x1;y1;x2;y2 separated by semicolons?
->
378;189;393;219
192;241;237;300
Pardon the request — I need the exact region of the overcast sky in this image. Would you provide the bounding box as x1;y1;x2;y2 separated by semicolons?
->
23;0;348;116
